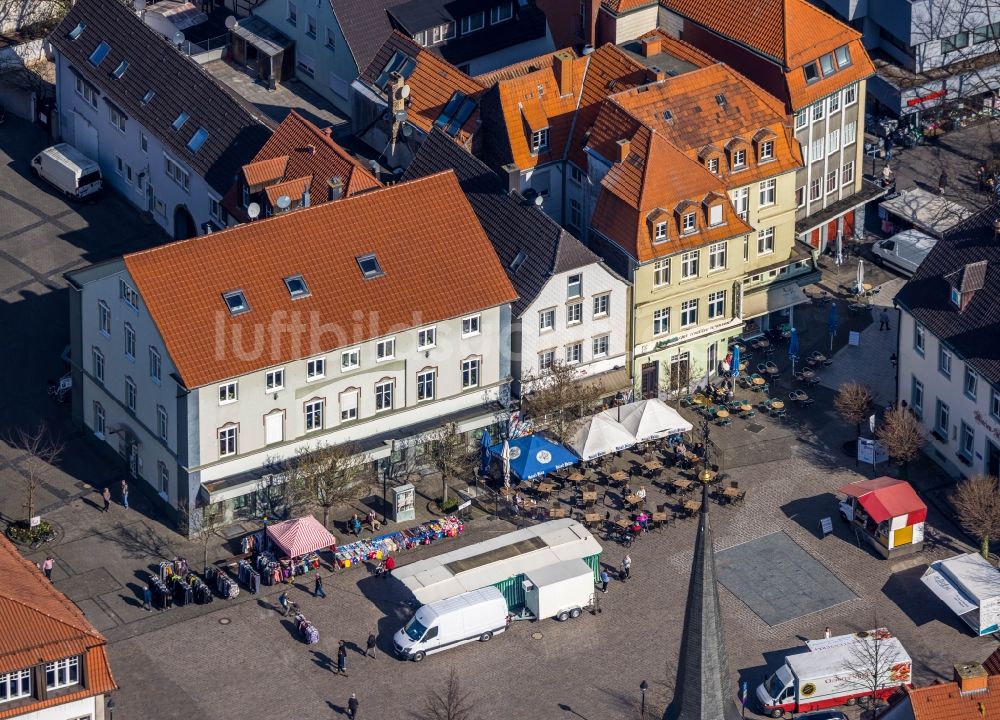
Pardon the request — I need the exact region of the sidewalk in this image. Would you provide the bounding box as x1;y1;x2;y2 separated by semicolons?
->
818;306;899;407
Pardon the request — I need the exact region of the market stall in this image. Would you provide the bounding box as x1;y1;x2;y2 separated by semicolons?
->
257;516;337;586
921;552;1000;636
488;434;578;481
334;516;464;569
569;413;635;461
837;477;926;558
607;398;693;443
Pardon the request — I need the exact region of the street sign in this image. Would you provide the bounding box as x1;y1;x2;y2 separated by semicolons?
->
820;517;833;536
457;500;472;511
848;331;861;347
29;516;40;527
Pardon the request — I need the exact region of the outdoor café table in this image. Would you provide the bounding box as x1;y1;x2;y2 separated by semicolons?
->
715;409;730;419
751;376;766;386
672;477;693;492
549;507;568;519
581;490;598;504
723;487;742;503
610;470;629;484
801;369;815;379
584;512;601;525
683;500;702;516
536;481;555;497
765;364;779;375
615;518;631;531
566;472;586;484
500;486;515;498
643;460;663;473
770;400;785;411
739;403;753;412
812;353;826;362
651;511;669;524
757;338;770;348
691;394;707;405
625;494;643;508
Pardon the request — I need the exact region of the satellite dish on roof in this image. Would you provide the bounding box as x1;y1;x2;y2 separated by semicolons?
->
394;111;407;124
398;84;410;100
134;0;146;10
401;124;413;138
534;195;544;207
224;15;238;29
247;202;261;220
276;195;292;210
172;31;185;46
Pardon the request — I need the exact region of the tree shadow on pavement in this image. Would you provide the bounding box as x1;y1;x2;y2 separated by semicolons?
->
94;521;174;561
881;565;969;636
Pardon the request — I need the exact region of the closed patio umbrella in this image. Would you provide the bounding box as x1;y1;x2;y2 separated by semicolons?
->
788;328;800;375
856;259;865;295
828;302;839;352
479;429;492;477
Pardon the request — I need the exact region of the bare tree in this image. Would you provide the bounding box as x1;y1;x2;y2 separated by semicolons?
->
836;628;909;712
952;474;1000;559
427;423;477;506
835;381;874;441
0;40;54;101
8;423;63;524
0;0;69;37
660;358;705;409
286;442;372;528
875;406;926;477
415;670;477;720
177;501;225;573
520;361;602;444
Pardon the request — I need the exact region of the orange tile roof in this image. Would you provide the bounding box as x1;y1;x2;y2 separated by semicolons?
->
601;0;657;14
264;176;312;206
904;675;1000;720
609;63;802;184
660;0;875;109
590;126;752;262
492;49;589;169
0;536;115;718
243;156;288;187
360;32;485;142
474;48;559;85
124;172;518;389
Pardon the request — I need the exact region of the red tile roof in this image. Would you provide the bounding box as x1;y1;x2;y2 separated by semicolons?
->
0;536;116;719
124;172;518;388
600;0;657;14
660;0;875;109
243;156;288;187
904;675;1000;720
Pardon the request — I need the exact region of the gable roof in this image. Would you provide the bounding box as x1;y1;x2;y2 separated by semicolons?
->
895;204;1000;386
0;536;116;715
402;129;604;316
902;674;1000;720
329;0;409;75
50;0;272;196
124;172;517;388
659;0;875;110
358;32;485;142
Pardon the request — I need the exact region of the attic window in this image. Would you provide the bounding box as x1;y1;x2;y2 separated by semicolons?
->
663;110;673;121
434;91;477;137
89;41;111;67
187;127;209;152
654;221;667;242
223;290;250;315
284;274;310;298
357;254;384;279
510;250;528;273
141;89;156;105
715;93;726;106
172;112;189;131
835;45;852;67
803;62;820;84
67;22;86;40
376;51;417;90
951;287;961;307
111;60;128;79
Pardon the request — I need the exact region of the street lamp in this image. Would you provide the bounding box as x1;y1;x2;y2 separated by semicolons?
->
640;680;649;718
106;696;115;720
698;418;714;484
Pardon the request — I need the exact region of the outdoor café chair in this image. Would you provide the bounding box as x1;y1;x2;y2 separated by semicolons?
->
756;363;768;375
716;416;733;427
806;375;821;386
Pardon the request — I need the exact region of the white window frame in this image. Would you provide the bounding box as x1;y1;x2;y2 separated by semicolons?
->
708;290;725;319
305;12;316;37
219;425;238;457
460;11;485;34
653;259;670;287
125;376;136;411
157;405;168;441
286;0;297;25
654;221;667;242
417;327;437;350
305;398;324;431
375;380;394;412
960;421;975;458
417;370;436;401
842;161;855;186
306;357;326;380
149;346;161;383
811;137;824;160
92;347;105;383
565;342;582;365
759;178;776;207
828;128;840;154
0;668;31;702
340;388;359;421
708;242;726;271
843;120;857;147
653;307;669;335
826;169;838;194
707;157;720;174
326;27;336;48
914;324;925;355
795;111;808;129
592;334;609;358
911;376;924;414
376;338;396;361
98;300;111;336
567;301;583;326
730;186;749;220
680;299;698;328
991;388;1000;421
939;346;952;378
732;148;747;168
530;128;549;154
266;368;285;392
681;250;699;279
462;357;481;388
120;279;139;310
538;349;555;371
158;461;169;493
760;140;774;161
844;84;858;105
567;273;583;299
94;401;106;438
45;658;79;691
965;368;978;399
593;293;610;318
462;315;481;337
124;322;136;360
109;104;126;133
539;308;555;332
828;92;840;113
709;203;723;226
682;212;697;234
219;381;238;404
757;226;775;255
164;155;190;192
341;348;360;371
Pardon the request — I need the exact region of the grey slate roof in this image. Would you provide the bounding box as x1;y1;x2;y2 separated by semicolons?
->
895;203;1000;386
330;0;408;76
666;483;741;720
401;129;602;317
50;0;272;197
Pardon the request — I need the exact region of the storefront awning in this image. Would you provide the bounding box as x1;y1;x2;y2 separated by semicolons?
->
742;283;809;319
921;566;979;616
578;366;630;398
230;15;294;57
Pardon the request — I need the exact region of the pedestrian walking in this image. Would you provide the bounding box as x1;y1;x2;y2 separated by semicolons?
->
314;573;326;598
143;586;152;611
120;479;129;510
337;641;348;677
347;692;359;719
883;135;893;163
278;590;289;616
938;171;948;195
366;631;377;658
600;569;610;593
621;554;632;581
879;308;891;331
42;556;54;580
101;487;111;512
384;555;395;577
824;626;832;639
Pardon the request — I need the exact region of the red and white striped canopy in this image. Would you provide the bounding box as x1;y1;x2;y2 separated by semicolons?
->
266;515;337;557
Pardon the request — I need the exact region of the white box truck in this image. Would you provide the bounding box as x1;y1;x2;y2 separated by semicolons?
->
756;630;912;717
31;143;102;199
393;586;509;662
522;558;596;621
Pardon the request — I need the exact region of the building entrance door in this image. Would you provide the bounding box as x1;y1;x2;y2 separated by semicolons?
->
640;361;658;399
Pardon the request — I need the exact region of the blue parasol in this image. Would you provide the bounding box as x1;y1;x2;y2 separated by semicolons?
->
730;344;741;380
788;327;800;374
479;429;492;476
828;302;839;351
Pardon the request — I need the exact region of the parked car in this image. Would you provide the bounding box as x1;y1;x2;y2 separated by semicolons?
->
871;229;937;277
31;143;102;199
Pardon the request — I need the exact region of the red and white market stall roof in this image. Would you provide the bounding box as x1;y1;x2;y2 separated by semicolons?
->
837;477;927;525
267;515;337;557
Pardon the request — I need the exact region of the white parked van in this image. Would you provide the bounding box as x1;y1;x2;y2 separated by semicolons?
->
393;587;508;662
871;230;936;277
31;143;102;199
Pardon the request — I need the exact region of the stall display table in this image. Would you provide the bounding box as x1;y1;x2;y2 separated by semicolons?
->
334;516;464;569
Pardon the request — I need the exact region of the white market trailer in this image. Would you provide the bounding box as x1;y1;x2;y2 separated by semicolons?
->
392;519;602;612
523;558;596;621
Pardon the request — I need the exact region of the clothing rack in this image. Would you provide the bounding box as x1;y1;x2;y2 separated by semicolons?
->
334;516;463;569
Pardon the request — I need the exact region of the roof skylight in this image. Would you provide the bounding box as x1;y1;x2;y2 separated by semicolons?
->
187;127;209;152
510;250;527;273
89;41;111;67
376;51;417;90
172;112;189;131
223;290;250;315
357;254;384;279
141;89;156;105
434;91;477;137
284;274;310;298
111;60;128;79
67;22;86;40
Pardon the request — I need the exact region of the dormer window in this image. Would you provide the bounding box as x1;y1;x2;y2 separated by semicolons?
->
819;53;835;76
709;204;723;226
732;149;747;169
707;157;719;174
760;140;774;160
67;22;86;40
223;290;249;315
654;221;667;242
530;128;549;154
682;212;697;234
803;62;819;84
951;287;961;306
835;45;852;67
172;112;189;131
89;41;110;67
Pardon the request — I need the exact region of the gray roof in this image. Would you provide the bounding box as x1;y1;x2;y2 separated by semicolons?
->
666;483;742;720
329;0;408;76
401;129;603;317
50;0;272;196
895;204;1000;386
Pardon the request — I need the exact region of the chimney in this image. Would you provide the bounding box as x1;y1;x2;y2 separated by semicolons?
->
501;163;521;193
955;662;989;695
616;138;630;163
327;176;343;201
648;66;665;83
641;35;661;57
321;127;333;137
306;144;316;156
553;50;573;96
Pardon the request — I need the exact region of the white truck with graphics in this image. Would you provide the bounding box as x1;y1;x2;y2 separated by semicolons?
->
756;630;912;717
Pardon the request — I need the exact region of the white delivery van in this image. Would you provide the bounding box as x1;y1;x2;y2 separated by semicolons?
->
31;143;103;199
756;629;911;717
393;586;508;662
522;558;596;621
871;230;937;277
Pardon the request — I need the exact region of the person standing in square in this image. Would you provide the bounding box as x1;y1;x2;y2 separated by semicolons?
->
42;556;54;580
101;487;111;512
120;479;129;509
347;693;359;719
